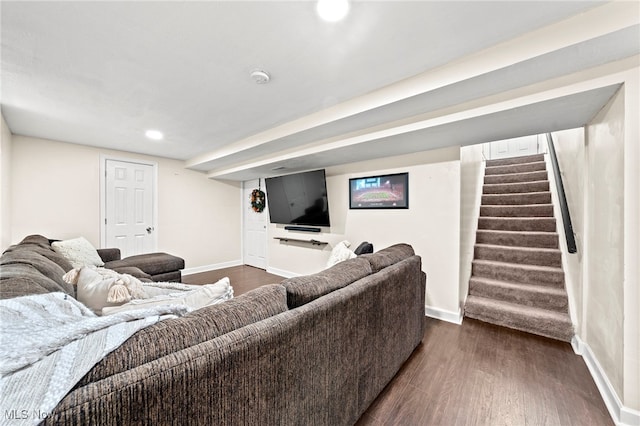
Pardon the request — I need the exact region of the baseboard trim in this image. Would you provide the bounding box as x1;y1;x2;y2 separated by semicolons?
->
425;305;463;325
573;335;639;426
182;260;243;276
266;267;298;279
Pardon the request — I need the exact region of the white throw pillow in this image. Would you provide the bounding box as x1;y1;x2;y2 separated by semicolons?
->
52;237;105;269
101;277;233;315
72;267;130;314
326;240;356;268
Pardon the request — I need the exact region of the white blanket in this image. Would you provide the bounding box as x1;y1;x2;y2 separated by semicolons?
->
0;292;189;426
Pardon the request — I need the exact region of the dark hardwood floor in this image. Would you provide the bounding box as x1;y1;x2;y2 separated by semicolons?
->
357;318;612;426
183;266;612;426
182;265;285;296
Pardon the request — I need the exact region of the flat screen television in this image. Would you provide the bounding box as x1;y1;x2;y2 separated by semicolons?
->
349;172;409;209
265;169;331;227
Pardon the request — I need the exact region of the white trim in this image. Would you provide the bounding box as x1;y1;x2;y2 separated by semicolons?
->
182;260;243;276
425;305;463;325
99;155;158;251
267;267;298;279
572;335;640;426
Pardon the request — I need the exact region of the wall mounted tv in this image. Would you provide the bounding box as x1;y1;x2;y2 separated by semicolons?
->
265;169;331;227
349;172;409;209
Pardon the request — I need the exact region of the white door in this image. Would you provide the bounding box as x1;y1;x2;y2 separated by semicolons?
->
243;179;267;269
488;135;540;160
103;159;156;258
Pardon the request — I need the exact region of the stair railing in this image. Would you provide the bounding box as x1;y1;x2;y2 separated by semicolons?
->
545;133;577;253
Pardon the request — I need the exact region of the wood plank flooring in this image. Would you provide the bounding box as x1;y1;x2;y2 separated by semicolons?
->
182;265;285;296
183;266;613;425
357;318;613;426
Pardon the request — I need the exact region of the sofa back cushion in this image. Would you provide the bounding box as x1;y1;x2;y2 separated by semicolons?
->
360;243;415;273
282;257;372;308
76;283;289;386
0;237;75;299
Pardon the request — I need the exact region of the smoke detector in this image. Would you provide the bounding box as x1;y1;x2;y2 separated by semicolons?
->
250;70;270;84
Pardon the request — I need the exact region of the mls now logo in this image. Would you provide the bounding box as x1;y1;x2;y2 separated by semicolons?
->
4;409;50;420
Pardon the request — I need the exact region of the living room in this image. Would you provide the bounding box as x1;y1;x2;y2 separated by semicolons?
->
1;1;639;424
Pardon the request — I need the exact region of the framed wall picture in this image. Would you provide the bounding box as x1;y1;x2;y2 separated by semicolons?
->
349;172;409;209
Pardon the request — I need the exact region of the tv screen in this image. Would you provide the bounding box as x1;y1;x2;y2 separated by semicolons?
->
265;169;331;227
349;172;409;209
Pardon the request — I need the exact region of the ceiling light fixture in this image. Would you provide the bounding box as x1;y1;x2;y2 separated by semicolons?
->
316;0;350;22
250;70;271;84
145;129;164;140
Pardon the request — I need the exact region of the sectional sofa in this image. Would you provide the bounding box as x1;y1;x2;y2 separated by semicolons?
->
0;234;426;425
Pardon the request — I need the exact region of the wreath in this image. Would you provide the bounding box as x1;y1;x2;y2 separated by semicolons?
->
250;188;266;213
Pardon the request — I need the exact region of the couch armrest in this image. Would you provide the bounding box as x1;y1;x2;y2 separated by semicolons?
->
96;248;121;263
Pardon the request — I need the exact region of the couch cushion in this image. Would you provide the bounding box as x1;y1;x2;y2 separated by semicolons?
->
0;263;72;299
0;249;74;297
360;243;415;273
282;257;372;308
107;266;152;281
104;252;184;276
76;283;288;386
4;236;74;273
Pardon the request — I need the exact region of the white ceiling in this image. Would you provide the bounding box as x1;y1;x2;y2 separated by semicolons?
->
2;1;639;181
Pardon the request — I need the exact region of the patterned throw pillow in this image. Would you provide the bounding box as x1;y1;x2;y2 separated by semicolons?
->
51;237;105;269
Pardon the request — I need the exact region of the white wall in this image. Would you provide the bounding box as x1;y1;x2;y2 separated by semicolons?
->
586;88;625;404
0;114;12;251
459;144;485;306
550;128;585;332
267;146;462;317
10;136;242;269
553;69;640;418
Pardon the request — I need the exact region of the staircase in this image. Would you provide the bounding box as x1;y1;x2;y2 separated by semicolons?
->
464;153;574;342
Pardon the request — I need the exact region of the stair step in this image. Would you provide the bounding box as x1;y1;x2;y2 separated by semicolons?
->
464;295;574;342
484;170;548;184
480;204;554;218
485;161;546;176
478;217;556;232
482;192;551;206
474;244;562;267
471;259;564;288
475;230;559;249
469;277;568;312
485;154;545;167
483;180;549;194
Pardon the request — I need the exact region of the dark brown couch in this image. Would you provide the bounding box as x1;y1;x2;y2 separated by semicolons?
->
0;235;184;300
1;235;426;425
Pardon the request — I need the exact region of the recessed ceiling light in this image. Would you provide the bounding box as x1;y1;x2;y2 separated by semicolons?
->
250;70;271;84
145;129;164;140
316;0;350;22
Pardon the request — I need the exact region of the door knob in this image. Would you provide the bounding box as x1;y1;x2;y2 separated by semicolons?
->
146;226;155;234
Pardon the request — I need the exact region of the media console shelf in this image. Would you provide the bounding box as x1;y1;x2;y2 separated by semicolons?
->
274;237;328;246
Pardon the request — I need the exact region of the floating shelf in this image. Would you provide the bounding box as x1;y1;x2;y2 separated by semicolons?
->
274;237;328;246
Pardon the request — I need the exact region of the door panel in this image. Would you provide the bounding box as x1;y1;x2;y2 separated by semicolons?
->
488;135;540;160
105;159;156;258
243;179;267;269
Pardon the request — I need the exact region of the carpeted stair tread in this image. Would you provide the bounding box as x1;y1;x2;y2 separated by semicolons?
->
469;277;569;312
466;153;573;342
483;180;549;194
485;154;545;167
472;259;564;288
482;191;551;205
464;295;573;342
474;244;562;267
484;170;548;185
480;204;554;217
475;229;559;249
478;217;556;232
484;161;546;176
